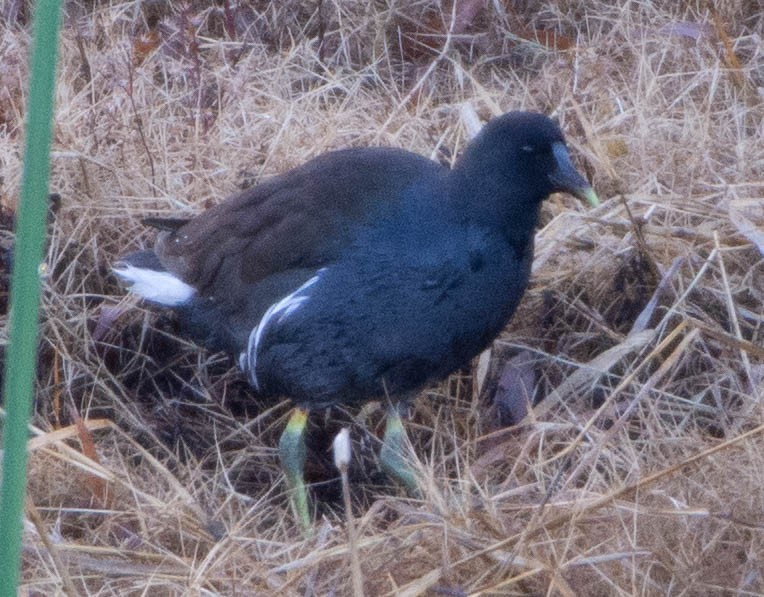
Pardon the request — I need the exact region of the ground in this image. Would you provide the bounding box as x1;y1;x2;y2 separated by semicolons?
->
1;1;763;595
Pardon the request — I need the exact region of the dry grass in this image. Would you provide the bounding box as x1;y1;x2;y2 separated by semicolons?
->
1;0;763;595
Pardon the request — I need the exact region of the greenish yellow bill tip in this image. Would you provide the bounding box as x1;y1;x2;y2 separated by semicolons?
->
582;186;600;208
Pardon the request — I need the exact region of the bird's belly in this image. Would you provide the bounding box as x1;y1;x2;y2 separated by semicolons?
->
251;248;530;408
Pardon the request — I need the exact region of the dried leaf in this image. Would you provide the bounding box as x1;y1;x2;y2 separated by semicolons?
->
658;21;710;41
70;408;109;506
460;102;483;139
525;28;573;51
132;29;160;67
711;11;746;89
493;350;537;426
474;347;491;396
92;305;127;343
729;198;764;255
452;0;484;35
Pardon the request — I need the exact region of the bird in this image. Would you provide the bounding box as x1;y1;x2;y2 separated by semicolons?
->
114;111;599;530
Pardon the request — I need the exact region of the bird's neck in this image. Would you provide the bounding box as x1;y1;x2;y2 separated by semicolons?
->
448;162;544;248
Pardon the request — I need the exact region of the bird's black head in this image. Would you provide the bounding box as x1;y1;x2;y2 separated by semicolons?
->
453;112;598;222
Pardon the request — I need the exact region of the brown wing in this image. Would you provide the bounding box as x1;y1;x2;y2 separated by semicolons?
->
153;147;444;306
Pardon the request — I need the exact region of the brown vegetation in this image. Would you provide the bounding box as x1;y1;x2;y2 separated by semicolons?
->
1;1;763;594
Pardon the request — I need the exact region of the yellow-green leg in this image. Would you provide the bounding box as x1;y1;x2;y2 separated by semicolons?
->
379;406;421;497
278;407;311;532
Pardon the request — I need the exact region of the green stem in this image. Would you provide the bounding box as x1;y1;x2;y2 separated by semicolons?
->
0;1;63;594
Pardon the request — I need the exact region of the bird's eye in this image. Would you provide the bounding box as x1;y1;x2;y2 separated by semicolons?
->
521;144;535;153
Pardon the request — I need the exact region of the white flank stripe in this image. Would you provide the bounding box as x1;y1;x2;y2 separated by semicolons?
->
113;264;196;306
242;270;323;390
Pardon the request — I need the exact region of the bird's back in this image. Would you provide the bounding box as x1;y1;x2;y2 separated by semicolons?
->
118;146;446;355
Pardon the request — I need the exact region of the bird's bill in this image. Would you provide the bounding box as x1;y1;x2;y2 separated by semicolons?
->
550;142;600;207
578;186;600;208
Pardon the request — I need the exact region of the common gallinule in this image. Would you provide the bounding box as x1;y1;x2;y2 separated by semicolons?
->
114;111;599;529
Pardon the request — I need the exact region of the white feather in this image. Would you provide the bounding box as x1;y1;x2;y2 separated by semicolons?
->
241;271;323;390
113;264;196;306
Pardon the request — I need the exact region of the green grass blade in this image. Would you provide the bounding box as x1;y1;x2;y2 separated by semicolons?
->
0;1;63;594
